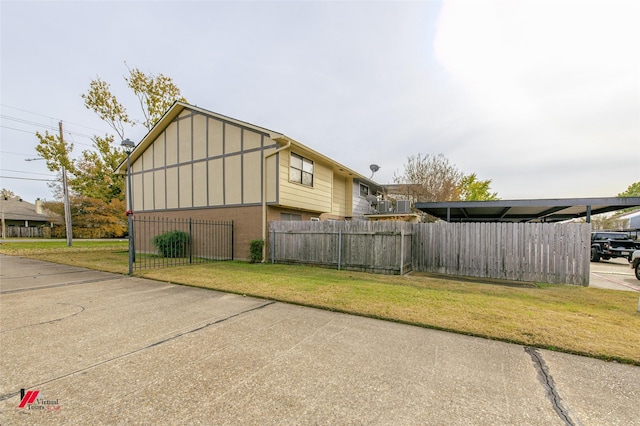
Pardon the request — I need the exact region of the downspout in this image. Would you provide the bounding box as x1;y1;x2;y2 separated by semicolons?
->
262;138;291;262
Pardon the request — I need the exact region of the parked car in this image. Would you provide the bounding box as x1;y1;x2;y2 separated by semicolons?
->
632;250;640;280
590;232;639;262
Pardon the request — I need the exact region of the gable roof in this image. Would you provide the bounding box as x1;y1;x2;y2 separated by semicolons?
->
0;198;61;222
415;197;640;223
115;102;378;186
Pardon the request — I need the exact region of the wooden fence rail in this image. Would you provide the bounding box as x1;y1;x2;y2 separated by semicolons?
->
269;221;591;285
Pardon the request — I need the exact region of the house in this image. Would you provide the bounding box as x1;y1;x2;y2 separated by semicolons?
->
0;197;60;238
617;209;640;230
116;102;383;259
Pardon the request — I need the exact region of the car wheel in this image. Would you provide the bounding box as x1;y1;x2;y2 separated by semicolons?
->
635;263;640;281
590;247;600;262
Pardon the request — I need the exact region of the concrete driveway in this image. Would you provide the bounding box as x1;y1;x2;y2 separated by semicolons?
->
1;255;639;425
589;257;640;292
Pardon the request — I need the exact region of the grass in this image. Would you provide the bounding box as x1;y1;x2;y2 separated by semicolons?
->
1;240;639;365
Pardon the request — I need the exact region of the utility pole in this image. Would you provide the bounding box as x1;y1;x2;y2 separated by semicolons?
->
60;121;73;246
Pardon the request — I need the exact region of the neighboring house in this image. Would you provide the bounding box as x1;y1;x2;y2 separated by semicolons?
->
116;102;382;259
617;209;640;230
0;197;61;238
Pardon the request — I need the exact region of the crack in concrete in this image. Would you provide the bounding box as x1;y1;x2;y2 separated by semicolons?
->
0;276;123;294
524;346;581;426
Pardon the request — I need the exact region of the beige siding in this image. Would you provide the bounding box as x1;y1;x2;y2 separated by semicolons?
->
332;174;347;217
142;146;153;172
243;150;262;203
244;130;261;150
153;134;164;167
178;119;191;163
166;167;178;209
179;164;192;208
143;172;154;210
265;150;277;203
279;151;332;213
165;122;178;166
154;169;166;209
225;155;242;205
225;124;242;154
208;158;224;206
193;161;207;207
193;114;207;160
208;119;223;157
132;173;143;211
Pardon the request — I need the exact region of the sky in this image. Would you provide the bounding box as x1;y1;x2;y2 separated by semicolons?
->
1;0;639;204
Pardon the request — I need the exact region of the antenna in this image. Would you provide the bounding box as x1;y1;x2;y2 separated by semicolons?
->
369;164;380;179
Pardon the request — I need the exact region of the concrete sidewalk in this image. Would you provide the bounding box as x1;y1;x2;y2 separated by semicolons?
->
1;255;638;425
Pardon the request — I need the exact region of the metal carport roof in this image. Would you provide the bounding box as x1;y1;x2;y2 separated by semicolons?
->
414;197;640;223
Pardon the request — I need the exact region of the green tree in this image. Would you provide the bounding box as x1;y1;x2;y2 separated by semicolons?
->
459;173;499;201
618;182;640;197
35;64;187;204
124;64;187;130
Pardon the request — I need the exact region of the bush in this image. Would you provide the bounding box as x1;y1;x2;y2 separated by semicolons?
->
153;231;190;258
249;239;264;263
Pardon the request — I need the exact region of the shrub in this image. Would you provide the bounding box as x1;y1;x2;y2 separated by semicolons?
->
249;239;264;263
153;231;190;258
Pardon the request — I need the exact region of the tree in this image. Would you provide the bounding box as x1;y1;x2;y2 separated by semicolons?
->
1;189;17;199
35;64;187;205
34;65;186;238
393;153;499;202
459;173;499;201
618;182;640;197
393;153;464;202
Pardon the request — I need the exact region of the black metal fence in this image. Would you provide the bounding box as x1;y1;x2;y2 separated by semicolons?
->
131;216;233;270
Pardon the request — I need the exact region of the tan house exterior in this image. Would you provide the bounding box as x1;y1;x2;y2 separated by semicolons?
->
116;102;382;259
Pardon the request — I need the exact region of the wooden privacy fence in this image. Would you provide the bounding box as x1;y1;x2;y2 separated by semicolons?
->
269;221;413;275
269;221;591;285
412;222;591;285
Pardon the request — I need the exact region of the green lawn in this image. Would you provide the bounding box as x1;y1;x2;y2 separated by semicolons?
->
2;240;639;365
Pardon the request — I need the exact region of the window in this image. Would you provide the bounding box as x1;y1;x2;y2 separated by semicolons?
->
290;153;314;187
281;213;302;221
359;183;369;197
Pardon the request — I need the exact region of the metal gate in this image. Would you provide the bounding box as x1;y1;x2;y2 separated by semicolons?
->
129;216;233;272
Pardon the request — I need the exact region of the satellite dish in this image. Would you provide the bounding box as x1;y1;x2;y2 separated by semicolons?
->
369;164;380;179
366;194;378;206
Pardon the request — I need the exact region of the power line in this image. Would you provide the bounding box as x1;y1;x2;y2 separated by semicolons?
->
0;125;94;148
0;151;34;157
1;104;110;134
0;176;56;182
0;169;53;177
1;115;97;140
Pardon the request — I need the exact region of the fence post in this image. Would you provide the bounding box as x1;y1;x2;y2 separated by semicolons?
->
231;220;234;260
400;229;404;275
271;227;275;264
338;229;342;271
189;218;193;264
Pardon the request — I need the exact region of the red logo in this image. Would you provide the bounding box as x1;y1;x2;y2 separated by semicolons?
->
18;390;39;408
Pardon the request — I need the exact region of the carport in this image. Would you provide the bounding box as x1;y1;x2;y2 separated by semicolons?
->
414;197;640;223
